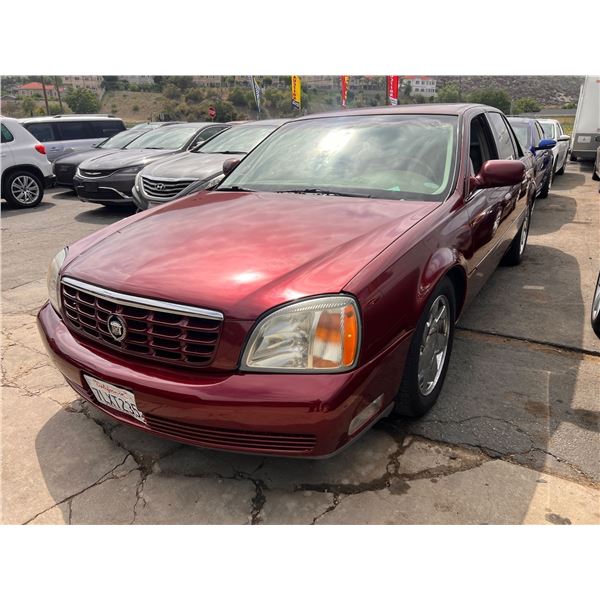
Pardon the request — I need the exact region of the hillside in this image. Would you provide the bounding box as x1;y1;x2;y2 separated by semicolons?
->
99;91;166;123
434;76;583;106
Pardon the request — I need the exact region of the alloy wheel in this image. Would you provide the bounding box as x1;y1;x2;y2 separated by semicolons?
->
519;209;530;255
417;295;450;396
11;175;40;205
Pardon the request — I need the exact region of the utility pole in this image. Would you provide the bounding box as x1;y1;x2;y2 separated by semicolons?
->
54;76;64;113
40;75;50;115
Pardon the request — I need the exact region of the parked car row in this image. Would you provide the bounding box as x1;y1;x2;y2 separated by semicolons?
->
39;103;559;458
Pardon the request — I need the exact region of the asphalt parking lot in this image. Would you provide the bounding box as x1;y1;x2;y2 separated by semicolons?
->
2;164;599;525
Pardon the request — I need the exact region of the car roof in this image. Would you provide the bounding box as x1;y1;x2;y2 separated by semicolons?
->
19;115;123;123
233;119;288;127
294;103;488;121
507;116;537;125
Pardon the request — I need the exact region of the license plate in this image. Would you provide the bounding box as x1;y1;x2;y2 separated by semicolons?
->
84;182;98;193
84;375;146;424
577;135;592;144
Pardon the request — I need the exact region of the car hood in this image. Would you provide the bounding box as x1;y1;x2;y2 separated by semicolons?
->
65;191;437;320
78;148;180;170
140;152;243;180
54;148;126;166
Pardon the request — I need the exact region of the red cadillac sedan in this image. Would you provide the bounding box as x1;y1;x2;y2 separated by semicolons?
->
38;104;533;457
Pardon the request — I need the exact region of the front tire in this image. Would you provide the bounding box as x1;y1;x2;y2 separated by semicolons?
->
4;171;44;208
394;277;456;418
556;155;566;176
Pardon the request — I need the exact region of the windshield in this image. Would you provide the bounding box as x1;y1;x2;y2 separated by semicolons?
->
197;124;277;154
99;129;148;149
510;122;530;150
221;115;458;201
126;126;199;150
540;122;556;139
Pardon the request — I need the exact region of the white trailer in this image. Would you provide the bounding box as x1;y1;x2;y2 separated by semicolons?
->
570;76;600;162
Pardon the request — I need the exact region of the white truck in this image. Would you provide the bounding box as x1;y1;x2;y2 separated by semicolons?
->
570;76;600;162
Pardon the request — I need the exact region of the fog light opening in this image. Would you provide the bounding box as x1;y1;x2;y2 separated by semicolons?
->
348;394;385;436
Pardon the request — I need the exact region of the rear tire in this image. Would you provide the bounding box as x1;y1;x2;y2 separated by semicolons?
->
569;152;577;162
556;156;566;176
537;168;552;199
393;277;456;418
503;204;531;266
4;171;44;208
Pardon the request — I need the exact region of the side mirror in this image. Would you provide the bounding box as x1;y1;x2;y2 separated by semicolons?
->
558;134;571;143
469;160;524;192
222;157;241;177
536;138;557;151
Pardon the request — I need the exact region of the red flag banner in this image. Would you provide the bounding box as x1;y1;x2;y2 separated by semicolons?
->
386;76;399;105
340;76;350;107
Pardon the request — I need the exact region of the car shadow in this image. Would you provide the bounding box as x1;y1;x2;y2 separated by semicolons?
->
0;200;56;216
74;205;136;225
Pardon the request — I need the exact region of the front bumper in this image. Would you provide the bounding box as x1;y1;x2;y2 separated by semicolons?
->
74;173;136;205
37;302;409;457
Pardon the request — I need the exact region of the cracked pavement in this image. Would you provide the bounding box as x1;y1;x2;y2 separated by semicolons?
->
2;164;599;524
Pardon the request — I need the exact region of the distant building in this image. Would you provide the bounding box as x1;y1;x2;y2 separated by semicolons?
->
62;76;103;96
193;76;223;87
402;76;437;97
120;75;155;85
16;82;63;99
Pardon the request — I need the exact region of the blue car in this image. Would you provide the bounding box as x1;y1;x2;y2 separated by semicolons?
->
508;117;556;199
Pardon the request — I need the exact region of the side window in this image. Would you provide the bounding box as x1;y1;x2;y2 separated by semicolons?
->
89;120;126;137
195;126;227;143
531;123;542;146
469;115;498;175
24;122;56;142
503;115;523;157
56;121;93;140
1;124;15;143
486;112;517;160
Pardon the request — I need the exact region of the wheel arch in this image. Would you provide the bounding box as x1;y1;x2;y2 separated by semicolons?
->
419;247;468;321
2;164;45;196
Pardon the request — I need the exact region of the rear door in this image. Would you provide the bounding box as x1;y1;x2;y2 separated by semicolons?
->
54;121;97;156
534;121;552;183
23;122;62;161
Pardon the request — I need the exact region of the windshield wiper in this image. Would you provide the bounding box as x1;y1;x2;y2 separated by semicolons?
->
217;185;257;192
274;188;372;198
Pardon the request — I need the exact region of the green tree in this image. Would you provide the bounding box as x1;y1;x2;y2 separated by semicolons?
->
21;97;36;116
467;87;511;113
185;88;204;103
163;83;181;100
512;97;541;114
228;87;248;107
436;83;460;103
165;76;194;91
402;80;412;97
48;102;61;115
65;88;100;113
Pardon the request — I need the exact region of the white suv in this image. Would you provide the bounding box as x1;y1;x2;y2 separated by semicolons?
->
1;116;54;208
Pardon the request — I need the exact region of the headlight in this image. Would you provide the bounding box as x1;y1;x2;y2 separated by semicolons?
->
241;296;360;372
202;175;223;190
119;165;144;175
47;247;68;312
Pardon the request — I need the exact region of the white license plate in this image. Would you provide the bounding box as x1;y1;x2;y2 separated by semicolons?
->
84;375;146;424
577;135;592;144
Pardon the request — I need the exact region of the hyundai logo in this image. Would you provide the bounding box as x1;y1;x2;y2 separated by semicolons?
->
107;314;127;342
155;183;165;191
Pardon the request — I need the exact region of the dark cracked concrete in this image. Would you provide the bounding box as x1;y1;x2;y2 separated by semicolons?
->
2;162;599;524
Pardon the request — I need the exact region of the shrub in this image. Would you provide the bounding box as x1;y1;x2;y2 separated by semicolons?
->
132;104;140;112
65;88;101;113
163;83;181;100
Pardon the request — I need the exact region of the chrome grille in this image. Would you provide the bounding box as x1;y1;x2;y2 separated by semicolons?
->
141;177;195;200
79;169;115;178
61;278;223;368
